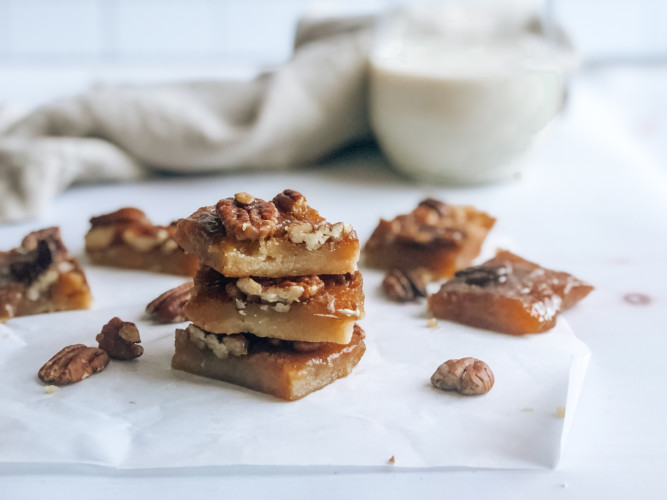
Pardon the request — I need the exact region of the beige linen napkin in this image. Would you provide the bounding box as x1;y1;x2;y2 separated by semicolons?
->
0;16;373;223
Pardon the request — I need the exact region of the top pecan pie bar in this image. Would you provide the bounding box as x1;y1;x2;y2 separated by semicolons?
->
1;227;93;322
85;207;199;276
174;190;359;278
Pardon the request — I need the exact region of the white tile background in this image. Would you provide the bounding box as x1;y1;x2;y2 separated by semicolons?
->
0;0;665;111
0;0;664;64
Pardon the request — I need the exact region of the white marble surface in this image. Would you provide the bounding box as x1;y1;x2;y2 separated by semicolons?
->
1;69;667;497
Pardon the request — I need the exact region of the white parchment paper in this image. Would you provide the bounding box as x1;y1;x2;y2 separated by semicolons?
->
0;265;589;470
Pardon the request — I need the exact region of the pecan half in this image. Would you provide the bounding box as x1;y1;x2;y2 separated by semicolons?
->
89;207;151;227
431;357;494;395
96;317;144;360
216;196;279;241
382;269;427;302
146;282;193;323
38;344;109;385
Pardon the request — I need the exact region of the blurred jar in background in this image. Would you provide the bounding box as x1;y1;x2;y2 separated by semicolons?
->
369;0;574;184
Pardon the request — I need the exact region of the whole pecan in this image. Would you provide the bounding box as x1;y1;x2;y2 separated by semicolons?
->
38;344;109;385
382;269;427;302
96;317;144;360
146;282;193;323
431;357;494;395
216;195;279;240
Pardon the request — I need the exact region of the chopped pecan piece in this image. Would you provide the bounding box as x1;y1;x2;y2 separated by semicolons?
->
216;196;279;241
234;192;255;205
146;282;193;323
272;189;308;216
382;269;427;302
38;344;109;385
96;317;144;360
418;198;449;216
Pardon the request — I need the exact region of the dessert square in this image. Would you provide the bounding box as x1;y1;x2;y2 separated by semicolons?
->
185;267;364;344
174;190;359;278
172;323;366;401
428;250;594;334
85;207;199;276
364;199;495;280
0;227;92;322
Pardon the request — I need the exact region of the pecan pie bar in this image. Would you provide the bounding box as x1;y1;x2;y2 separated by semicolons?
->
85;207;199;276
428;250;594;334
172;189;365;400
364;199;495;281
185;267;364;344
172;323;366;401
0;227;92;322
174;190;359;278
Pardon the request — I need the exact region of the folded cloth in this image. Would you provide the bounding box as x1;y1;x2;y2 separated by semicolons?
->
0;8;569;223
0;15;373;222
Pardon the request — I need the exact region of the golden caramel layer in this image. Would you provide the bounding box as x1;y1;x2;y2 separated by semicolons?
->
428;250;594;334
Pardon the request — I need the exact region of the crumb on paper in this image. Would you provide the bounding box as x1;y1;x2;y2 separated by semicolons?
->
426;318;438;328
520;407;535;413
556;405;566;418
387;456;395;465
44;385;59;395
129;401;136;404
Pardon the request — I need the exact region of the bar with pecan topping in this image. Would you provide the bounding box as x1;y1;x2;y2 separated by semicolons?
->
174;190;359;278
364;198;495;281
85;207;199;276
0;227;92;322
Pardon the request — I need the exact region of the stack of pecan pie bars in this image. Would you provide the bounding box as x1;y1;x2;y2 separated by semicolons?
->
171;190;366;400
